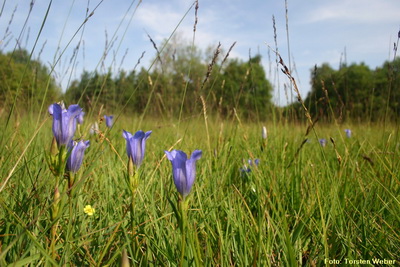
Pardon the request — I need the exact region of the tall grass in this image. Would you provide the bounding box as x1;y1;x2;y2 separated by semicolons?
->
1;1;399;266
1;114;399;265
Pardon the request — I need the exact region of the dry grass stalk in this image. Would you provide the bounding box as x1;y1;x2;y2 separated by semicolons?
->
202;42;221;88
221;41;236;67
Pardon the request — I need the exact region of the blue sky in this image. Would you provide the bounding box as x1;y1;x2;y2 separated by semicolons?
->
1;0;399;106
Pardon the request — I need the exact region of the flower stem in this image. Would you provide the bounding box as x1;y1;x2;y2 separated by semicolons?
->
50;221;58;261
128;166;140;257
179;199;188;267
50;184;60;262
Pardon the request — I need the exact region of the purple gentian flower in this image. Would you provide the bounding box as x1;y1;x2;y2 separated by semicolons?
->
344;129;351;138
104;115;114;128
122;130;152;168
48;103;84;147
66;140;90;173
250;159;260;166
319;138;327;147
240;159;260;173
165;150;202;198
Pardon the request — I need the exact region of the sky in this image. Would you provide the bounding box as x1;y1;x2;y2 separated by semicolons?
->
1;0;399;106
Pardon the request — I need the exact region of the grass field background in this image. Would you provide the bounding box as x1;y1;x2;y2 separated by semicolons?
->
1;112;399;265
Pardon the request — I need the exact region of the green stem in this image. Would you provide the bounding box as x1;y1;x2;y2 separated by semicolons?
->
50;183;60;263
65;192;74;264
179;199;187;267
128;167;139;231
50;221;58;262
127;164;140;257
131;195;135;235
57;145;66;176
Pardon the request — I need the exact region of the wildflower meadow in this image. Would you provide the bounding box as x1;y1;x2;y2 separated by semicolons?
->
0;1;399;266
1;109;398;265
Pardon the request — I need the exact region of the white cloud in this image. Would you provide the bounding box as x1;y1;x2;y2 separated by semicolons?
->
135;2;194;40
302;0;400;24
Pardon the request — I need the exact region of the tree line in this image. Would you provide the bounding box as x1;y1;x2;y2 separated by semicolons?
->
64;38;274;120
296;59;400;122
1;44;399;122
0;49;60;114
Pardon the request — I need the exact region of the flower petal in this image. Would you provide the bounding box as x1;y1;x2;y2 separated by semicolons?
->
122;130;133;158
48;103;62;144
123;130;151;168
62;104;83;145
190;150;202;161
140;131;152;165
67;140;90;172
131;131;145;166
185;150;202;195
165;150;189;196
104;115;113;128
49;103;83;146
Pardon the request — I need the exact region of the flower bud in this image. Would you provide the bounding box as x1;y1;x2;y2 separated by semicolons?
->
51;186;61;220
50;136;59;156
128;157;135;178
262;126;267;140
121;249;130;267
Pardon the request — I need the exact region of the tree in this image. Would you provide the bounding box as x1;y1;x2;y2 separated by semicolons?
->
215;55;273;120
338;63;374;119
151;34;208;116
304;62;375;121
374;58;400;120
65;70;117;113
0;49;60;112
304;63;336;120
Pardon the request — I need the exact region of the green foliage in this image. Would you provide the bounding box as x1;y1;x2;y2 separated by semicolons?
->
374;58;400;119
0;49;60;112
65;70;117;112
64;38;274;120
150;36;208;116
215;55;273;119
302;58;400;122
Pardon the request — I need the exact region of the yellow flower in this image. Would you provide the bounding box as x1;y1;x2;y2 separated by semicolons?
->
84;205;95;216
